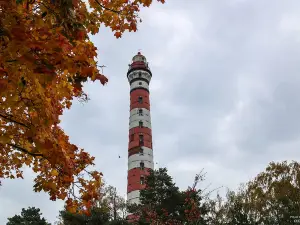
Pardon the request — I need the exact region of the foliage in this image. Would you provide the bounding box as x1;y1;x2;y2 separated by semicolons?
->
0;0;164;214
59;183;129;224
99;185;128;220
105;220;130;225
7;207;51;225
59;207;110;225
204;188;254;225
246;160;300;224
204;160;300;225
59;205;129;225
128;168;208;225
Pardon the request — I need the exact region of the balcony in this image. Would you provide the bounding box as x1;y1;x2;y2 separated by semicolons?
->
128;61;151;71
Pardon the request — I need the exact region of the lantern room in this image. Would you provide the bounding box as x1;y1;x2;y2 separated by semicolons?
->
132;52;147;63
128;52;150;72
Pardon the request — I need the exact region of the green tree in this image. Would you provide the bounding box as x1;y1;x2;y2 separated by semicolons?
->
7;207;51;225
59;207;110;225
223;189;253;225
204;193;226;225
59;208;129;225
99;185;127;220
128;168;208;224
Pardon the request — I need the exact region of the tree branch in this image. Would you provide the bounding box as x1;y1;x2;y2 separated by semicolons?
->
8;143;44;157
0;113;30;128
40;2;60;18
94;0;121;14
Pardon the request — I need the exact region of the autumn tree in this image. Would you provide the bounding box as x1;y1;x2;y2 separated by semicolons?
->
204;160;300;225
0;0;165;214
6;207;51;225
246;160;300;224
204;188;255;225
58;183;128;224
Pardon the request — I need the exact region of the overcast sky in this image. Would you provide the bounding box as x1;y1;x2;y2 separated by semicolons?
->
2;0;300;224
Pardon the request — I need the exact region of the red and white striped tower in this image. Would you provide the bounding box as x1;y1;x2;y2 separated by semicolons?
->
127;52;154;206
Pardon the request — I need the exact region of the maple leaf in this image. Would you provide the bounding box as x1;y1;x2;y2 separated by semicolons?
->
0;0;165;215
114;31;122;38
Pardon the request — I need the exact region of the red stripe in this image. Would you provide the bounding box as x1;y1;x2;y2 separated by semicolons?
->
129;127;152;136
127;168;151;193
128;141;152;150
128;146;153;157
130;89;150;110
128;133;152;145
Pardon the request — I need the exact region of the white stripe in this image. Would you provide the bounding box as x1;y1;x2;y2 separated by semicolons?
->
130;113;151;124
130;80;149;91
128;159;154;170
127;190;140;204
129;120;151;129
129;146;153;157
128;151;153;165
130;108;151;117
128;197;140;205
127;70;151;83
129;108;152;129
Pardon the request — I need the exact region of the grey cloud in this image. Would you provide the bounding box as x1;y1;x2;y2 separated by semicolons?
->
2;0;300;224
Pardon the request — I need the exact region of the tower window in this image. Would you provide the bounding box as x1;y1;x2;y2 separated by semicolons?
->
130;134;134;142
139;135;143;142
139;121;143;128
138;109;143;116
139;134;144;145
140;162;144;170
138;96;143;103
139;72;142;77
140;176;145;185
139;82;142;85
139;147;144;155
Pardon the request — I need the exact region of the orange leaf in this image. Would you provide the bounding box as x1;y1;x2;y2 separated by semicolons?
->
114;31;122;38
0;79;8;92
95;74;108;85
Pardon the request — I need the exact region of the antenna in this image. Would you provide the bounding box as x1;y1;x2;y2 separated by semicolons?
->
99;65;106;74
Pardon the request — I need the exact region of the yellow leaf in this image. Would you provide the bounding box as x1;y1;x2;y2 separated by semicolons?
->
48;182;57;190
51;169;59;176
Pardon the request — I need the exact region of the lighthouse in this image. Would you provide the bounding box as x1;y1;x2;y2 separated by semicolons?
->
127;52;154;206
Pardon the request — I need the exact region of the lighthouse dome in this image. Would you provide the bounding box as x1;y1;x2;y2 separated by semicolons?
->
127;51;151;76
132;52;147;63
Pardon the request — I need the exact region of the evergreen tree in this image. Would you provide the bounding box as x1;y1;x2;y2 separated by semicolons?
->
7;207;51;225
59;207;110;225
129;168;207;224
